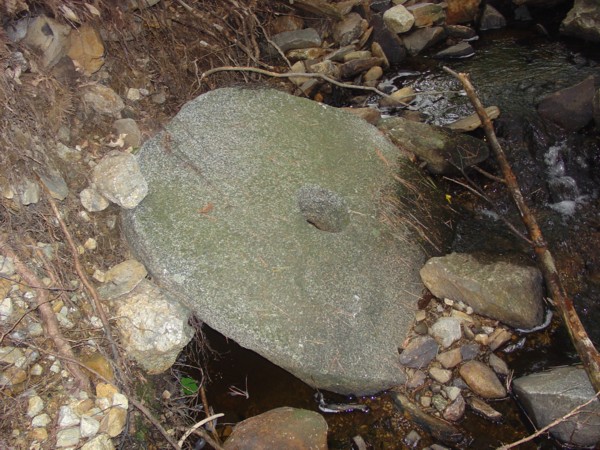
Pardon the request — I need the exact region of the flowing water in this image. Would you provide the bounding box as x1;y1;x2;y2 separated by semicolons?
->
183;27;600;449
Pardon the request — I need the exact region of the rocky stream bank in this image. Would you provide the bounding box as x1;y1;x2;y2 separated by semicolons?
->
1;0;600;449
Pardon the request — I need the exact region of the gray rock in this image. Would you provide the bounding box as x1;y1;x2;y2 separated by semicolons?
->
443;394;465;422
22;16;70;68
81;434;115;450
430;317;462;348
92;150;148;209
27;395;44;417
271;28;322;53
537;75;595;132
561;0;600;43
333;12;367;46
407;3;445;28
223;407;327;450
0;256;15;276
56;427;81;448
512;366;600;447
339;57;383;79
98;259;147;300
420;253;544;329
36;168;68;200
379;118;489;175
459;360;506;399
400;336;440;369
83;84;125;117
115;280;193;374
401;26;446;56
113;118;142;149
123;87;450;394
58;405;80;427
404;429;421;447
19;179;40;205
433;42;475;59
384;5;415;34
430;367;452;384
478;4;506;31
488;353;509;376
80;187;110;212
407;369;427;389
467;396;502;422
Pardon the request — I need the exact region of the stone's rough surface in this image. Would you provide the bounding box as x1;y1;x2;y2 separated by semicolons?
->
430;317;462;348
113;118;142;149
67;25;105;75
97;259;147;300
434;42;475;59
115;280;193;374
271;28;322;53
92;150;148;209
513;366;600;447
459;360;506;399
223;407;327;450
401;26;446;56
56;428;81;448
23;16;70;68
83;85;125;117
384;5;415;34
379;118;489;174
81;434;115;450
123;87;450;394
561;0;600;43
467;397;502;422
537;75;595;132
420;253;544;330
407;3;445;28
399;336;440;369
333;12;367;46
80;187;110;212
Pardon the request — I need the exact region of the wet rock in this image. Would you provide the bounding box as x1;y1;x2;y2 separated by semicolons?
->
115;280;192;374
430;367;452;384
513;366;600;447
436;348;462;369
435;42;475;59
384;5;415;34
83;84;125;118
378;117;489;174
467;397;502;422
407;3;445;28
67;25;105;75
420;253;544;329
80;187;110;212
223;407;327;450
334;12;367;46
271;28;322;53
56;428;81;448
113;118;142;149
430;317;462;348
443;395;465;422
488;353;509;376
561;0;600;43
445;24;478;40
478;5;506;31
371;14;406;65
340;57;383;79
446;106;500;132
399;336;440;369
23;16;70;69
401;26;446;56
92;150;148;209
459;360;506;399
81;434;115;450
487;328;512;351
445;0;481;24
537;75;595;132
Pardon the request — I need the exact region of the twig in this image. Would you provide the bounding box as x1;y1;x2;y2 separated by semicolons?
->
200;385;221;444
496;391;600;449
178;413;225;448
443;66;600;394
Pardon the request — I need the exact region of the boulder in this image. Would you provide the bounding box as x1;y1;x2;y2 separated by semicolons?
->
420;253;544;330
378;117;489;174
123;87;451;395
561;0;600;42
223;407;327;450
513;366;600;447
537;75;596;131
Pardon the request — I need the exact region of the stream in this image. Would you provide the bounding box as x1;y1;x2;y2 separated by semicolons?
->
182;26;600;450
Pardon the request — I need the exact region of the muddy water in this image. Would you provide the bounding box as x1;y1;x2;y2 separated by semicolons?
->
183;29;600;449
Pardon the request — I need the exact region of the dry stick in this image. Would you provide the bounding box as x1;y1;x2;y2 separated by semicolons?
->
1;241;91;392
178;413;225;449
497;391;600;449
443;66;600;394
200;385;222;445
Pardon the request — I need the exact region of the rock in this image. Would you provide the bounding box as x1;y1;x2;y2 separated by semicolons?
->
123;87;451;395
406;3;445;28
324;45;356;63
32;413;51;427
404;430;421;447
392;393;468;446
378;117;489;174
0;366;27;386
81;352;115;382
35;168;68;201
99;407;127;438
271;15;304;34
420;253;544;330
512;366;600;447
478;5;506;31
446;106;500;132
343;50;372;62
430;367;452;384
112;119;142;149
434;42;475;59
81;434;115;450
97;259;147;300
80;415;101;438
561;0;600;43
444;386;461;401
370;41;390;69
23;16;70;69
379;86;416;107
436;348;462;368
467;397;502;422
399;335;440;369
27;395;44;417
443;395;465;422
333;12;367;46
363;66;383;82
383;5;415;34
537;75;595;132
67;25;105;75
91;150;148;209
430;317;462;348
271;28;322;54
407;369;427;389
487;328;512;351
287;48;328;61
80;187;110;212
223;407;327;450
339;57;383;79
115;280;193;374
18;179;40;205
58;405;80;427
432;394;448;411
445;0;481;24
459;360;506;399
83;84;125;117
307;60;340;79
56;428;81;448
0;256;15;276
401;26;446;56
371;14;407;65
488;353;509;376
445;24;478;41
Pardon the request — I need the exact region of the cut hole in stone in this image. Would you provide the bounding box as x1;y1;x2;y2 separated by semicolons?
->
297;185;349;233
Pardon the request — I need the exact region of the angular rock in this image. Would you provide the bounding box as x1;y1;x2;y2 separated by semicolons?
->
271;28;322;53
446;106;500;132
23;16;70;68
445;0;481;24
537;75;595;132
488;353;509;376
407;3;445;28
92;150;148;209
0;256;15;276
223;407;327;450
80;187;110;212
401;26;446;56
436;348;462;368
36;168;68;201
561;0;600;43
67;25;105;75
434;42;475;59
512;366;600;447
80;415;101;439
383;5;415;34
478;5;506;31
430;367;452;384
81;434;115;450
467;397;502;422
443;395;465;422
420;253;544;329
27;395;44;418
113;118;142;149
378;117;489;174
307;60;340;79
58;405;80;427
407;369;427;389
430;317;462;348
333;12;367;46
99;407;127;438
339;57;383;79
123;87;451;395
115;280;193;374
371;14;407;65
271;15;305;34
82;84;125;117
56;428;81;448
399;335;440;369
459;360;506;399
287;47;327;61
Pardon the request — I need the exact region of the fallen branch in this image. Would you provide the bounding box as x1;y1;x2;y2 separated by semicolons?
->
178;413;225;448
443;66;600;394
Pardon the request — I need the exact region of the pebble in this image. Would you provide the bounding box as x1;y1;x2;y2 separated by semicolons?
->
58;405;80;427
32;414;51;427
460;343;480;360
436;348;462;369
467;397;503;422
407;369;427;389
429;367;452;384
399;335;440;368
430;317;463;348
444;386;461;402
81;433;115;450
100;407;127;437
30;364;43;376
56;427;81;448
488;328;513;351
443;395;465;422
0;298;13;320
488;353;510;376
404;430;421;447
459;360;507;399
421;395;432;407
0;256;15;276
27;395;44;417
431;394;448;412
81;415;101;438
